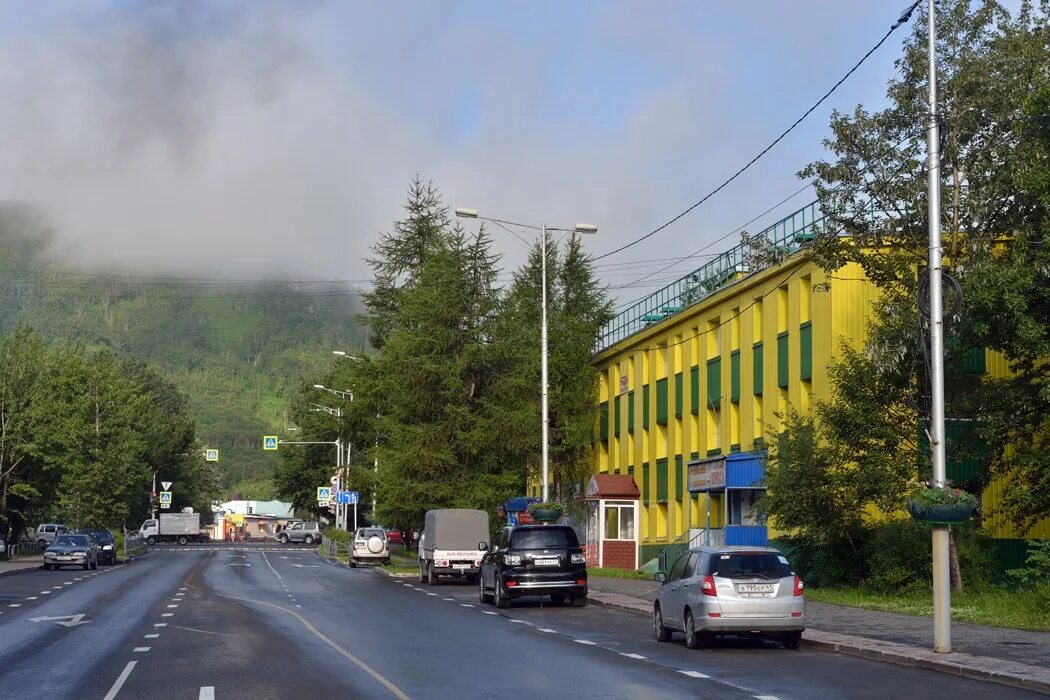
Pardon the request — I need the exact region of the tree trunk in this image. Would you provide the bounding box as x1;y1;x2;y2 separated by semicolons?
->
949;527;963;594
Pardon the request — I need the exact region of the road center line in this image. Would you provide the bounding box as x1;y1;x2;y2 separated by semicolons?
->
102;660;137;700
144;634;160;639
133;646;151;653
162;613;174;617
620;653;646;660
678;670;710;679
573;639;596;645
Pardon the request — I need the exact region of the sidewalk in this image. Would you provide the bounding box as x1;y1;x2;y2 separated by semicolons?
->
588;576;1050;695
0;555;43;578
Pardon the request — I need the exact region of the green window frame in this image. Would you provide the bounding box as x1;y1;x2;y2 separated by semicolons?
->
656;458;668;503
674;372;684;419
642;462;650;504
753;341;764;395
614;396;622;437
655;378;669;425
690;366;700;414
730;350;741;403
706;358;721;408
599;401;609;441
642;385;650;429
799;321;813;381
627;390;636;434
674;454;684;500
777;332;789;389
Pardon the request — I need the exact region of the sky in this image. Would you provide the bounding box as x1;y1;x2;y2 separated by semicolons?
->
0;1;928;304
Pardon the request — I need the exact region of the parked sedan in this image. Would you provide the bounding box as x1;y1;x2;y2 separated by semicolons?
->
44;534;99;571
653;546;805;649
81;528;117;565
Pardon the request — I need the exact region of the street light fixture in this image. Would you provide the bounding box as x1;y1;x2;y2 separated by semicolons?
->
455;207;598;503
313;384;354;401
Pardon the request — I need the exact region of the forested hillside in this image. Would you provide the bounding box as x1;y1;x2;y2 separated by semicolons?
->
0;204;366;495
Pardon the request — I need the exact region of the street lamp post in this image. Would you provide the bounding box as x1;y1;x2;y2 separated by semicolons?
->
455;208;597;503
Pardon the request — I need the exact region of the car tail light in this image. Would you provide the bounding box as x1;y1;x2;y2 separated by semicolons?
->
474;560;482;567
506;581;518;587
793;575;804;596
575;579;586;585
436;560;448;568
707;612;721;618
701;575;717;597
791;612;803;617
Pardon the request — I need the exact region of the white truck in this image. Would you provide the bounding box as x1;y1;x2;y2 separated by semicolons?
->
419;508;489;586
139;512;204;546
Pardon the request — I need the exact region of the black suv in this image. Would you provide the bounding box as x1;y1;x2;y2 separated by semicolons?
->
478;525;588;609
81;528;116;565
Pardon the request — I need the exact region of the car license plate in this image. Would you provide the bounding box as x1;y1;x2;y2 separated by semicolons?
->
452;563;470;570
59;556;75;561
534;558;559;567
737;583;774;594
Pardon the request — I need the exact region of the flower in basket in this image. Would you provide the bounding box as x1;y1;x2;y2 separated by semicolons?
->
911;485;978;508
907;484;978;524
527;501;563;513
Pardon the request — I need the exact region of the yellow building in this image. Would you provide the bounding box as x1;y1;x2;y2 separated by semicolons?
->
591;202;1047;569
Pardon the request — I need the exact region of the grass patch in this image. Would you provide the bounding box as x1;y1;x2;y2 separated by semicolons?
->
808;586;1050;631
589;567;654;581
382;565;418;575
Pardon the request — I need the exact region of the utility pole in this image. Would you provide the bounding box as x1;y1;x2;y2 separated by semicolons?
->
926;0;951;654
540;224;550;503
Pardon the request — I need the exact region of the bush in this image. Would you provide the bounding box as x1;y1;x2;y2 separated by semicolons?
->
1007;540;1050;587
324;529;351;544
862;520;930;593
773;535;866;588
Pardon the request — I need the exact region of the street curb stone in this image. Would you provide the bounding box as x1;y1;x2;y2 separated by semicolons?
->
0;563;42;578
587;591;1050;696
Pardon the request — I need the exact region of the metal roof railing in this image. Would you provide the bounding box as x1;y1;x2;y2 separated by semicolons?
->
597;200;828;352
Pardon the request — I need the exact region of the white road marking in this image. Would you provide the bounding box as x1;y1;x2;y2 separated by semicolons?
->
162;613;174;617
40;591;51;595
538;628;557;633
295;605;302;608
425;592;437;596
442;597;454;601
620;653;646;660
145;634;160;639
228;563;250;567
133;646;151;653
8;604;21;608
179;587;188;591
678;670;710;679
573;639;596;645
507;619;529;624
482;611;498;615
154;623;168;627
26;597;38;600
167;604;179;608
459;604;474;608
754;696;780;700
102;661;137;700
64;581;73;584
29;614;89;627
199;687;215;700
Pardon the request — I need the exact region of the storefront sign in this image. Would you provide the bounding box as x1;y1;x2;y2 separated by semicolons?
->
688;457;726;492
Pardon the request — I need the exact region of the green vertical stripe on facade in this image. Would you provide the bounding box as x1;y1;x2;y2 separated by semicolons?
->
599;401;609;441
614;396;622;437
642;385;650;429
674;372;684;419
690;366;700;414
627;390;635;434
964;346;986;374
777;332;789;389
642;462;650;504
799;321;813;381
730;350;741;402
656;378;669;425
706;358;721;407
656;458;668;503
753;342;763;395
674;454;684;500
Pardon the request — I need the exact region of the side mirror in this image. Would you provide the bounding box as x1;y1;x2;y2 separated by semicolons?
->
478;541;488;551
654;571;668;583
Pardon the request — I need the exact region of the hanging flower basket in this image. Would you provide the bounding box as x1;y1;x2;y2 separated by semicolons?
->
907;486;977;525
528;502;563;523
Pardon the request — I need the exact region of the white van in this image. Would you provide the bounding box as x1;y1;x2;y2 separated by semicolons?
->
35;524;70;544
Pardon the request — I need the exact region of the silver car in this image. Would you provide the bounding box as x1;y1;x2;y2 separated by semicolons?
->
653;546;805;649
350;528;390;567
278;521;322;544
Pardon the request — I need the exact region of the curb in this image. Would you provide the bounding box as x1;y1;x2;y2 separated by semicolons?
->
587;592;1050;696
0;563;42;578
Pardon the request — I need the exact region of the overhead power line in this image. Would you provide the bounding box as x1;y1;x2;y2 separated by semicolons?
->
592;0;922;263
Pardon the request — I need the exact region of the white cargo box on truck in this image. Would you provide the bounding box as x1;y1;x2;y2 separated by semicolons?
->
419;509;489;585
139;512;203;545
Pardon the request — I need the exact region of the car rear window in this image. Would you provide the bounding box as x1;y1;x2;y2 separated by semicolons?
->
53;535;88;547
510;528;579;549
707;552;793;579
358;529;385;539
85;530;113;542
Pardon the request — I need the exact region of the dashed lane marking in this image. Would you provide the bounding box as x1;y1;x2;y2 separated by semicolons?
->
200;687;215;700
39;591;51;595
538;628;558;633
8;604;21;608
620;653;646;660
678;670;710;679
459;604;474;608
166;604;179;608
26;597;38;600
754;696;780;700
442;598;454;601
507;619;529;625
145;634;160;639
153;623;167;628
162;613;174;617
573;639;597;646
482;611;498;616
102;661;137;700
133;646;151;653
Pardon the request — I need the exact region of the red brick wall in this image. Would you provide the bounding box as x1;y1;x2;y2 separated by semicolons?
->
602;540;637;570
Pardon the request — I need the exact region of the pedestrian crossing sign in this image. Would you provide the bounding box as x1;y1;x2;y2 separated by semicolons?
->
206;449;219;462
159;491;172;504
263;436;278;451
317;487;332;504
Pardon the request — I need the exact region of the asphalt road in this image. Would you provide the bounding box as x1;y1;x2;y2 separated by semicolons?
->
0;545;1043;699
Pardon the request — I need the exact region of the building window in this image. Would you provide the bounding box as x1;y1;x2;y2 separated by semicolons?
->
603;501;636;541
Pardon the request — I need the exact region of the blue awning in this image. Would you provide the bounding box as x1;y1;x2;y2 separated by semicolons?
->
504;496;540;512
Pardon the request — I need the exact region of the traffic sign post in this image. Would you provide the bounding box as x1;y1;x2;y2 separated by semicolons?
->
206;449;219;462
316;487;332;506
263;436;278;451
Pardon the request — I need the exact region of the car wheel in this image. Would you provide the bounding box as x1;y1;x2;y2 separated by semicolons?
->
419;561;426;583
494;577;510;609
83;560;90;570
783;631;802;650
550;593;566;606
38;539;47;545
279;535;289;545
43;563;51;571
349;558;357;568
427;562;438;586
684;611;701;649
571;596;587;608
177;535;188;546
91;558;98;570
146;536;156;546
304;535;315;545
383;558;391;566
479;575;493;604
653;605;672;642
